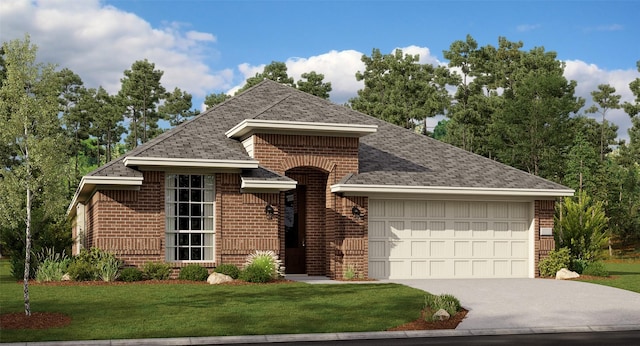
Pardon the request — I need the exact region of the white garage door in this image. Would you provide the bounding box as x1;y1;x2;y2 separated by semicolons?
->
368;200;532;279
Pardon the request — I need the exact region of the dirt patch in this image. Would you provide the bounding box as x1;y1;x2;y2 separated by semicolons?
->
387;309;468;331
1;312;72;330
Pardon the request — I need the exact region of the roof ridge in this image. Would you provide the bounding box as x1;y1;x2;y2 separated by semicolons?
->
252;93;292;119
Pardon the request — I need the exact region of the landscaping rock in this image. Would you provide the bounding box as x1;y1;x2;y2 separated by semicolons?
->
61;273;71;281
433;308;450;321
555;268;580;280
207;272;233;284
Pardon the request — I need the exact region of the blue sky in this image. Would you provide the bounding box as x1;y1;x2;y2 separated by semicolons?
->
1;0;639;139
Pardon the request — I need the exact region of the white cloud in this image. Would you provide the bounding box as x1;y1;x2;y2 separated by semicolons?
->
564;59;639;141
0;0;232;97
232;46;443;105
517;24;541;32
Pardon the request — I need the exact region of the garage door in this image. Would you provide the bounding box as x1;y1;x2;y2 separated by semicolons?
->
368;200;532;279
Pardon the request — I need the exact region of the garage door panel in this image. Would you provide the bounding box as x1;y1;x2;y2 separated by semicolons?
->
411;241;428;257
369;199;531;279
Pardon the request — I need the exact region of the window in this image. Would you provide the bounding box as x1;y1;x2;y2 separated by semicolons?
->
165;174;214;261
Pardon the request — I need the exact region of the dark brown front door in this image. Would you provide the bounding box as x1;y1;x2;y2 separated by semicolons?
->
285;187;306;274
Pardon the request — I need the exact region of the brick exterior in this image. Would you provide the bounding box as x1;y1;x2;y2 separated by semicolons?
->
534;200;556;277
74;132;555;279
252;134;366;279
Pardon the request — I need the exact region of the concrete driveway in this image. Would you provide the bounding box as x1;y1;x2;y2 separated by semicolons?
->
384;278;640;330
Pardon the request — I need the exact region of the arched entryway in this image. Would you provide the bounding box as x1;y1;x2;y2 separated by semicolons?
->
284;166;329;275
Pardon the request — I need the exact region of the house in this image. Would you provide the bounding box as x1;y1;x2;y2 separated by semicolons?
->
68;80;573;279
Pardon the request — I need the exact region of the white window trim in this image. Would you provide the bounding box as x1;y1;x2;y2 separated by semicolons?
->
165;174;215;262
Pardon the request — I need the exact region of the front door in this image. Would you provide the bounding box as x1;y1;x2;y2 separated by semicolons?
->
285;187;306;274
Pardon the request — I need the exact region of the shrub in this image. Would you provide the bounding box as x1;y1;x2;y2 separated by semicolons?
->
35;249;70;282
582;261;610;277
539;247;572;278
424;293;462;321
67;261;97;281
240;250;284;283
143;262;172;280
119;267;144;282
178;264;209;281
214;264;240;279
343;265;356;280
97;253;122;282
555;193;609;262
239;264;273;283
571;258;589;274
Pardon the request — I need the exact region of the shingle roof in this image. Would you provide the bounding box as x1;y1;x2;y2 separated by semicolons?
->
89;79;568;191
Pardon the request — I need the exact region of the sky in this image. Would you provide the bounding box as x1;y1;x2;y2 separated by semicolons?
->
1;0;639;140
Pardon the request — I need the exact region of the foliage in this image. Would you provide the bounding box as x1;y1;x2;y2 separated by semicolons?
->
240;250;284;283
159;87;197;126
67;260;97;281
229;61;332;101
142;261;172;280
423;293;462;321
213;263;240;279
582;261;610;277
204;92;231;109
585;84;621;160
119;267;144;282
178;264;209;281
563;133;601;196
35;248;70;282
538;247;572;277
118;59;166;148
350;48;456;130
97;253;122;282
296;71;332;99
555;193;609;262
0;35;68;315
67;248;121;281
343;264;356;280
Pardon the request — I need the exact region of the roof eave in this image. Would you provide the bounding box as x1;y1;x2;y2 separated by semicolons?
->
123;157;259;169
330;184;575;198
226;119;378;139
240;178;297;193
67;176;144;217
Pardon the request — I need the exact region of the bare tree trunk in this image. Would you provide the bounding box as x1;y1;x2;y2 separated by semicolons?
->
23;126;32;316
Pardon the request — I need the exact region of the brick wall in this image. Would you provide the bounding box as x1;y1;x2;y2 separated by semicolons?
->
534;199;556;277
216;173;281;267
252;133;365;278
84;171;166;268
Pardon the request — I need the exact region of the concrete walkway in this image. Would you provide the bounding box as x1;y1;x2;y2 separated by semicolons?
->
6;276;640;345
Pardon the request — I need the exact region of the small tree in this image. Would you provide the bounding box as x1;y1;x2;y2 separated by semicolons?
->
555;192;609;263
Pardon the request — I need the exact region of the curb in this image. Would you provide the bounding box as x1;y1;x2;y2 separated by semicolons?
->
4;324;640;345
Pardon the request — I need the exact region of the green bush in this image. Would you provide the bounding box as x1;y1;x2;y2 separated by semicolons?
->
143;262;172;280
214;264;240;279
343;265;356;280
539;247;572;278
119;267;144;282
239;264;273;283
424;293;462;321
240;250;284;283
97;253;122;282
582;261;610;277
571;258;589;274
35;249;70;282
178;264;209;281
555;193;609;262
67;261;98;281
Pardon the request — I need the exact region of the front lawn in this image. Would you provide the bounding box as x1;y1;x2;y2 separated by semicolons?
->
0;260;425;342
577;260;640;293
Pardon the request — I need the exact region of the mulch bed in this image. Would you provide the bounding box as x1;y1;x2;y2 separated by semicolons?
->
1;312;72;330
387;309;468;331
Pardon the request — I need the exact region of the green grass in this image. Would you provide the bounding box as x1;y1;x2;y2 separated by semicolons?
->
0;260;425;342
578;260;640;293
